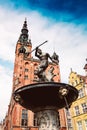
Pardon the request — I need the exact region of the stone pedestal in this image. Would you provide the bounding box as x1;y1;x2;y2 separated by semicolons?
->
35;109;59;130
14;82;78;130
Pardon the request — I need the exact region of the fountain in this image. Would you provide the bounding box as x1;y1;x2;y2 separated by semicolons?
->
13;46;78;130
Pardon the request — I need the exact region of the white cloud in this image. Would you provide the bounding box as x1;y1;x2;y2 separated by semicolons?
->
0;65;12;120
0;6;87;121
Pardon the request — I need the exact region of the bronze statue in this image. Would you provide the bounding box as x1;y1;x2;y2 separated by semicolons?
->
34;47;59;82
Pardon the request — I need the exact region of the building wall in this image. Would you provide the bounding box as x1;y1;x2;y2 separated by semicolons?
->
69;71;87;130
0;124;3;130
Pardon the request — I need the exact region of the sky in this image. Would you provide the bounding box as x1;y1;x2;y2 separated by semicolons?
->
0;0;87;121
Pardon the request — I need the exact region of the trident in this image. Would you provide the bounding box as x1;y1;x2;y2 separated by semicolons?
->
28;40;48;54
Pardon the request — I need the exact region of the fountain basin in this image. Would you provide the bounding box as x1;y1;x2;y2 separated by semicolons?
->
13;82;78;112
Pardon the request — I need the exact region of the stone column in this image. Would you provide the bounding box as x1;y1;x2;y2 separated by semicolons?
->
35;109;59;130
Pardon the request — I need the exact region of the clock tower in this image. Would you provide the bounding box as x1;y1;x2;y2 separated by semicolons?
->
13;19;33;91
11;19;34;129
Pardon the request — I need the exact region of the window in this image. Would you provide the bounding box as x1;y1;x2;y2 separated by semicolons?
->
67;118;72;128
57;111;60;127
81;103;87;113
21;109;28;126
66;109;70;116
34;113;38;126
34;76;38;80
25;68;29;72
75;80;78;84
19;74;21;77
66;109;72;128
78;88;84;98
75;106;80;115
80;77;83;83
85;119;87;129
24;75;28;80
77;121;83;130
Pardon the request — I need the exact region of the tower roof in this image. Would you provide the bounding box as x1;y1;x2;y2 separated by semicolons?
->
21;18;28;33
18;19;31;45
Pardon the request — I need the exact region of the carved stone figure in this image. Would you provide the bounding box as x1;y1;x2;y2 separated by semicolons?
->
34;110;59;130
51;52;59;64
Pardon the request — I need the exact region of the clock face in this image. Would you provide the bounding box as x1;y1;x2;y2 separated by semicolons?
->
24;46;29;53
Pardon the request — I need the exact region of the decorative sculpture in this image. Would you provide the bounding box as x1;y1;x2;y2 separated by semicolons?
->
34;47;58;82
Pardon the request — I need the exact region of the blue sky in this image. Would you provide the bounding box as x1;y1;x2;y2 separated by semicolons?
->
0;0;87;121
1;0;87;24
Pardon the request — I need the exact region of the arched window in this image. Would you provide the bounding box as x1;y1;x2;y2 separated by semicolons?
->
21;109;28;126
